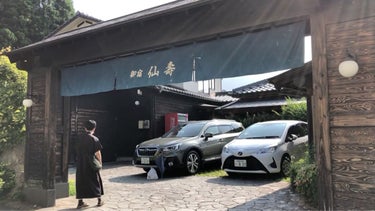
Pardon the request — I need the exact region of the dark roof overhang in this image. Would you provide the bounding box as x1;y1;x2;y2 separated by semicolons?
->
6;0;314;69
6;0;215;62
268;61;312;97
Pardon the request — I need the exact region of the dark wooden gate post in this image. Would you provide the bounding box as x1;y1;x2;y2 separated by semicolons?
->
310;1;334;210
23;67;58;207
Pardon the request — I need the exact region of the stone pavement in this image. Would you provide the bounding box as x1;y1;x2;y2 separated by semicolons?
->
2;163;316;211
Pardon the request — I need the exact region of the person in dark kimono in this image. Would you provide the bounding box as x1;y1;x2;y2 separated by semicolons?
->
75;120;104;209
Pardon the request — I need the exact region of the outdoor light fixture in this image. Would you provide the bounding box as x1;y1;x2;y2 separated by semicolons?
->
134;100;140;106
22;94;40;108
22;98;33;108
338;49;359;78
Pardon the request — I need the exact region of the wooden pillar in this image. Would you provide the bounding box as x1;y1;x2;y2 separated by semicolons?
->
23;66;58;207
310;1;334;210
61;96;71;183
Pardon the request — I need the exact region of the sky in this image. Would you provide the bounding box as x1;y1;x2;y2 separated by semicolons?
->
72;0;312;91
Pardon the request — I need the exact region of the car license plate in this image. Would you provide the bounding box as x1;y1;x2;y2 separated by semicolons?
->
141;157;150;164
234;159;247;167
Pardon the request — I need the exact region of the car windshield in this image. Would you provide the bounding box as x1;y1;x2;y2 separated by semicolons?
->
162;122;205;138
238;122;286;139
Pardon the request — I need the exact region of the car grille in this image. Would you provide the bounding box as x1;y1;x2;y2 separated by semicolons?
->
137;147;158;156
223;155;268;172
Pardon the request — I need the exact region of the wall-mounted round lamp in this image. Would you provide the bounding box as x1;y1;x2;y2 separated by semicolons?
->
134;100;140;106
338;49;358;78
22;99;33;108
22;94;40;108
339;60;359;78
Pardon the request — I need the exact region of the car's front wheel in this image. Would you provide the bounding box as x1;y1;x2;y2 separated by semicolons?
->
280;155;291;177
185;150;201;175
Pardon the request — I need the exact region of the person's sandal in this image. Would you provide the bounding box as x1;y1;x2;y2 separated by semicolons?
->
97;200;104;207
77;202;89;209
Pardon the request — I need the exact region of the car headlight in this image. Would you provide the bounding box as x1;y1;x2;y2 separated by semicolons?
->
222;145;231;154
162;143;181;152
257;146;277;154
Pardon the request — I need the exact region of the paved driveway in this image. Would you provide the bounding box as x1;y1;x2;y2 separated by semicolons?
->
4;163;315;211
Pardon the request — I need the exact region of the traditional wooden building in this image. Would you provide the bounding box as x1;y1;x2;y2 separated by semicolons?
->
6;0;375;209
68;85;232;163
215;79;305;119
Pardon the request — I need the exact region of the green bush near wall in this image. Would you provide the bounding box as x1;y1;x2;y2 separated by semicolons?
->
239;112;279;127
290;152;318;208
239;97;307;128
0;55;27;154
0;163;16;198
273;97;307;122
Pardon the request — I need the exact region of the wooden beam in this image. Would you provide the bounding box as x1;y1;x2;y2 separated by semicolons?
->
43;67;57;193
310;1;334;209
61;96;70;182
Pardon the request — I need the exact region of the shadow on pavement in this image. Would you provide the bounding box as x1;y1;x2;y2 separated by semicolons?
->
229;187;316;210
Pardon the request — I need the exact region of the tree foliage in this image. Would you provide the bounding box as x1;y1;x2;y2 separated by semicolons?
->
0;163;16;198
239;97;307;127
0;0;74;49
290;151;318;208
0;55;27;153
274;97;307;122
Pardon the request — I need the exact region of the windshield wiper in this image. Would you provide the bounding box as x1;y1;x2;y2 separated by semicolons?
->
246;136;279;139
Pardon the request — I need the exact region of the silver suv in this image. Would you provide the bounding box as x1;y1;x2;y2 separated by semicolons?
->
133;119;244;175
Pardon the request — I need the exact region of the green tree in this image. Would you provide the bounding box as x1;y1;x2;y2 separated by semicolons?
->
0;0;74;49
0;55;27;153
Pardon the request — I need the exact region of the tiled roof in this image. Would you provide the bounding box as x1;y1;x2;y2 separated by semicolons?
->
216;99;288;110
216;98;306;110
231;80;276;94
212;94;238;102
155;85;237;103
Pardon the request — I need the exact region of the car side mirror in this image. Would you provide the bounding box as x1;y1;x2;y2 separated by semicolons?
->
287;134;298;142
204;133;213;140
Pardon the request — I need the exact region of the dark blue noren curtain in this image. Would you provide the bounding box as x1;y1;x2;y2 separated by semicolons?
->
61;21;305;96
61;62;117;96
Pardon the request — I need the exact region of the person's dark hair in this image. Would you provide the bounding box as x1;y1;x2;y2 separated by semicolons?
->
84;120;97;131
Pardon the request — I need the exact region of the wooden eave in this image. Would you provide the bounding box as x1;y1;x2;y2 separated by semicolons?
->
44;11;102;39
268;61;312;97
6;0;213;62
6;0;316;68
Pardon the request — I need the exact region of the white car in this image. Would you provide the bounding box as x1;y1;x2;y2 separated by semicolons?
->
221;120;308;177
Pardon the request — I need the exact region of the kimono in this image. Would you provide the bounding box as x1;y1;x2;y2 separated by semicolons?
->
75;132;104;199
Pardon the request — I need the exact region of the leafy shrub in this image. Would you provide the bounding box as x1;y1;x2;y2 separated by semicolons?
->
0;54;26;198
0;55;27;154
274;97;307;122
69;179;76;196
239;112;279;127
0;163;16;198
239;97;307;127
290;152;318;207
